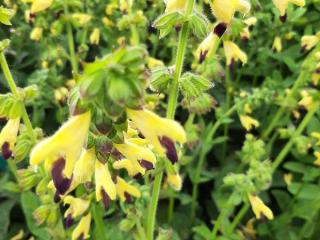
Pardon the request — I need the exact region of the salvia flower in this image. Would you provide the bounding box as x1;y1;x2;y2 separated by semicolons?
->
298;90;313;110
313;151;320;167
95;160;117;209
30;112;91;194
240;17;257;40
114;140;156;176
239;115;259;131
72;13;92;27
166;173;182;191
283;173;293;186
223;41;247;68
63;196;90;227
0;117;20;160
195;32;220;63
73;148;95;183
248;193;274;220
165;0;186;13
90;28;100;45
30;0;53;13
272;36;282;53
272;0;305;22
127;108;186;164
30;27;43;41
301;34;320;51
71;213;91;240
311;132;320;146
115;176;141;203
210;0;251;37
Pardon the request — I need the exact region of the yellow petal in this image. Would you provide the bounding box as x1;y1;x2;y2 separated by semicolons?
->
272;36;282;53
64;196;90;218
248;194;274;220
31;0;53;13
0;117;20;150
72;13;92;27
113;158;146;177
210;0;238;24
71;213;91;240
165;0;186;13
73;148;96;183
224;41;247;66
239;115;259;131
95;160;117;201
116;176;141;202
30;27;43;41
301;35;320;50
89;28;100;45
195;32;220;63
167;173;182;191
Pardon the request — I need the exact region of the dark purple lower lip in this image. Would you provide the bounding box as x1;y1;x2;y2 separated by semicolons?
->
159;136;178;164
2;142;12;160
51;158;72;195
214;23;227;38
101;189;111;209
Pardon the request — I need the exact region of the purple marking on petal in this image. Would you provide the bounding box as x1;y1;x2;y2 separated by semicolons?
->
51;158;72;195
138;131;145;139
316;69;320;74
159;136;178;164
65;213;74;229
139;160;154;170
54;191;61;203
199;50;209;64
175;25;181;33
214;23;227;38
124;192;132;203
78;233;84;240
279;14;287;23
111;148;124;160
101;189;110;209
133;173;143;179
1;142;12;160
229;58;235;71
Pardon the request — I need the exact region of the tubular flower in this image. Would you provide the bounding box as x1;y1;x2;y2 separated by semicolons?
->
298;90;313;110
313;151;320;167
243;16;257;26
272;36;282;53
102;17;114;27
30;112;91;194
239;115;259;131
73;148;96;183
114;140;156;175
248;194;274;220
30;27;43;41
240;17;257;40
311;132;320;146
72;14;92;27
71;213;91;240
283;173;293;186
147;57;164;69
95;160;117;209
165;0;186;13
63;196;90;228
115;176;141;203
223;41;247;67
301;34;320;51
127;108;186;164
210;0;250;37
242;218;256;239
89;28;100;45
195;32;220;63
166;173;182;191
272;0;305;22
0;118;20;160
31;0;53;13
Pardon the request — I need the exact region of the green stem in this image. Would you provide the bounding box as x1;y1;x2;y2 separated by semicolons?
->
227;202;250;234
63;2;79;76
167;190;174;223
0;52;35;141
130;25;140;45
92;203;106;240
147;161;164;240
221;67;231;161
190;104;239;219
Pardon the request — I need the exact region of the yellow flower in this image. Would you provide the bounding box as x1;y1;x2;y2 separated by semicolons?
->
72;13;92;27
166;173;182;191
73;148;96;183
10;229;24;240
31;0;53;13
283;173;293;186
115;176;141;202
102;17;114;27
105;4;117;15
63;196;90;221
195;32;220;63
147;57;164;69
165;0;186;13
248;193;274;220
71;213;91;240
315;51;320;61
272;36;282;53
313;151;320;167
243;16;257;26
311;132;320;146
30;27;43;41
30;112;91;193
243;103;252;114
0;6;15;25
301;35;320;51
241;218;256;239
95;160;117;208
90;28;100;45
239;115;259;131
298;90;313;110
223;41;247;67
285;31;293;40
0;118;20;160
127;108;186;164
272;0;305;18
240;27;250;40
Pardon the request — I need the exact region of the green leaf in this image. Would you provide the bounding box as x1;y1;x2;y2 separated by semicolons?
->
189;10;209;39
193;225;211;240
20;191;50;239
0;7;15;26
0;200;15;240
92;204;106;240
288;183;320;200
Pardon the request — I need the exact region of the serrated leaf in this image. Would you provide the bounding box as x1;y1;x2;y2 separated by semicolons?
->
182;93;215;114
189;11;209;38
150;67;171;92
